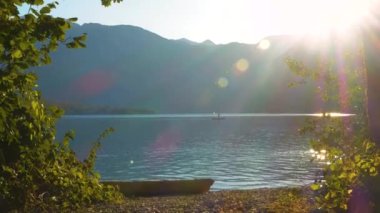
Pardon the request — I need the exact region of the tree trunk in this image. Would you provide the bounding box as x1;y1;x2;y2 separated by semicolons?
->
363;3;380;144
363;40;380;144
359;4;380;211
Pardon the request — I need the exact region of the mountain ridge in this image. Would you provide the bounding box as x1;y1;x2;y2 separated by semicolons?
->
37;23;321;113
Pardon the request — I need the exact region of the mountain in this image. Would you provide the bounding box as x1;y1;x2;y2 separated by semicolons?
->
37;23;321;113
202;40;215;46
174;38;199;46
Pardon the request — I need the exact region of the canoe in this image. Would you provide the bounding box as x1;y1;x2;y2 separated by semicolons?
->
102;179;214;196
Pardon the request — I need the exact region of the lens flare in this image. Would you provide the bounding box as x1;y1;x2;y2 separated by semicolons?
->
217;77;229;88
149;128;181;165
257;39;270;50
72;70;115;97
235;58;249;73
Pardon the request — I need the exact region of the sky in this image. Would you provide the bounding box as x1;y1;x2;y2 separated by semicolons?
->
22;0;374;44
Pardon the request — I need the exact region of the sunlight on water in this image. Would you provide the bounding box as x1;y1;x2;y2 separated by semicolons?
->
312;112;355;117
309;148;329;164
64;113;355;119
56;114;333;190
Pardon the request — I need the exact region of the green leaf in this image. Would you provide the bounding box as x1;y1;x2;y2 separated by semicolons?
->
325;192;330;199
330;163;336;171
11;50;23;59
68;17;78;22
348;172;356;181
40;6;51;14
31;8;39;16
354;155;361;163
33;0;44;5
31;101;38;110
311;183;321;191
19;41;29;50
47;2;58;9
370;167;377;175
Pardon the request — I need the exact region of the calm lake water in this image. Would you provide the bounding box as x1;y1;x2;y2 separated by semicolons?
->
56;113;322;190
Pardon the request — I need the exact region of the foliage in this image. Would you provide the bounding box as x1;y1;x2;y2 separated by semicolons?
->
52;102;155;115
286;40;380;211
0;0;124;211
101;0;124;7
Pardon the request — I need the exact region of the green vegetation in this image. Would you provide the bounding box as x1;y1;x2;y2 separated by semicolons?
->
52;102;155;115
0;0;124;211
2;0;379;212
287;39;380;211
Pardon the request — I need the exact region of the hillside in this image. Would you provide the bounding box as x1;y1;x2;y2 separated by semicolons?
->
37;23;320;113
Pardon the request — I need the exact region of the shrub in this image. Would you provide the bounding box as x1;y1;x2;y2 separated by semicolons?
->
286;42;380;211
0;1;124;211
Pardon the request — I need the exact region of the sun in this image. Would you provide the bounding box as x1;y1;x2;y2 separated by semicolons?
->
303;0;374;36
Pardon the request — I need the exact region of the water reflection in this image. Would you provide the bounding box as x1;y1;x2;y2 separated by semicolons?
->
64;112;355;119
56;114;336;190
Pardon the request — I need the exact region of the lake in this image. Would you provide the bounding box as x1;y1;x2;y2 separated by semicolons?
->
56;113;322;190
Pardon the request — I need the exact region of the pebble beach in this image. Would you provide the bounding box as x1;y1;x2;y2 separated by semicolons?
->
84;187;316;213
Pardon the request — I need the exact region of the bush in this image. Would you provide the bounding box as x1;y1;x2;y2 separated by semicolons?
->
0;1;124;211
286;42;380;211
0;47;124;213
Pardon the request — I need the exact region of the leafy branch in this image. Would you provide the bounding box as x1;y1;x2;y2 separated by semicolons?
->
286;39;380;211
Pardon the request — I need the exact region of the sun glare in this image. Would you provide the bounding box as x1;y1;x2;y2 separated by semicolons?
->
313;112;355;117
257;39;270;50
303;0;374;37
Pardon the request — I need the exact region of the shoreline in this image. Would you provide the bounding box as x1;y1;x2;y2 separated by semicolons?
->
84;186;316;212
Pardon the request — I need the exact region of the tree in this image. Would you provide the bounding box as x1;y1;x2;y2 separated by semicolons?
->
286;7;380;208
362;1;380;145
360;2;380;211
0;0;124;211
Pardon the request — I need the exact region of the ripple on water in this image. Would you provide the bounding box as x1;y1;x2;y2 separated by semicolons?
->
61;116;321;189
